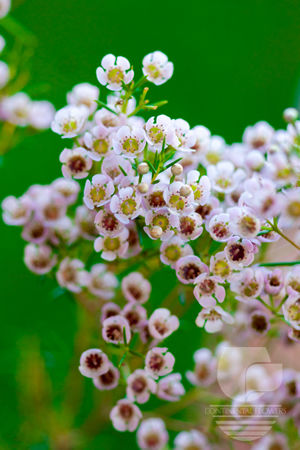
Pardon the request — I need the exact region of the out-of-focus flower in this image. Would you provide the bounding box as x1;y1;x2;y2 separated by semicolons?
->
157;373;185;402
121;272;151;304
60;147;92;179
2;92;31;126
2;195;32;225
29;101;55;129
51;105;87;138
207;161;245;194
186;348;217;387
87;263;118;299
145;347;175;379
67;82;99;114
56;257;89;293
93;362;120;390
230;268;264;302
148;308;179;340
24;243;57;274
174;429;210;450
249;310;270;335
78;348;109;378
126;369;157;404
102;315;131;344
0;60;9;88
122;303;147;330
110;399;142;431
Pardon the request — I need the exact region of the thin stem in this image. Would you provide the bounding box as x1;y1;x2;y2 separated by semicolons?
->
259;261;300;267
267;220;300;251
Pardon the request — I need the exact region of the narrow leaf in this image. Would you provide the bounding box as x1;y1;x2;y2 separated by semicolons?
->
118;351;128;367
95;100;118;115
145;159;156;174
118;165;128;176
164;157;183;169
123;327;128;346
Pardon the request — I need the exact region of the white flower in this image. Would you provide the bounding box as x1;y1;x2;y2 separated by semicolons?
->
60;147;92;179
83;174;114;209
186;348;217;387
113;125;146;158
94;227;129;261
29;101;55;129
75;205;98;240
164;181;194;215
230;268;264;302
210;251;234;281
142;51;173;85
228;206;260;239
193;273;225;307
224;236;255;270
186;171;211;205
279;188;300;228
208;213;232;242
173;119;196;152
160;236;193;268
51;178;80;205
84;124;114;161
137;418;169;450
87;263;118;299
245;149;265;171
285;265;300;294
93;362;120;390
122;303;147;330
122;272;151;304
110;187;142;224
2;195;32;226
176;255;208;284
24;244;57;275
207;161;245;194
94;204;124;237
102;314;131;344
145;347;175;379
67;82;99;113
35;191;67;225
126;369;157;404
56;257;89;293
145;115;176;150
96;54;134;91
174;429;210;450
102;154;132;185
51;105;88;138
100;302;121;323
22;215;49;245
243;120;274;150
148;308;179;341
110;399;142;431
0;60;9;88
242;176;284;219
157;373;185;402
177;212;203;242
0;0;10;18
78;349;109;378
49;216;78;246
196;305;234;333
144;207;179;241
142;182;168;210
282;292;300;330
2;92;31;126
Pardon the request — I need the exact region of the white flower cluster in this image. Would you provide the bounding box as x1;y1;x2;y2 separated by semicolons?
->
3;51;300;448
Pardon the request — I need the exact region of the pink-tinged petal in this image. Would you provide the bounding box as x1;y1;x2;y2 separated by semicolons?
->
195;313;205;328
101;53;115;69
59;148;71;163
142;53;152;66
84;179;91;195
92;174;107;185
161;230;174;241
102;251;116;261
117;125;131;140
61;165;71;179
200;296;217;308
115;213;129;224
92;124;109;138
83;196;94;210
96;67;107;86
124;70;134;85
74;171;89;180
110;195;119;213
84;131;93;148
144;227;155;240
205;319;223;333
216;286;226;303
107;83;122;91
94;237;103;252
116;56;130;70
163;61;174;79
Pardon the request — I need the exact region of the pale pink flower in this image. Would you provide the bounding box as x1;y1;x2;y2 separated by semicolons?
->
148;308;179;341
24;244;57;275
230;268;264;302
210;251;234;281
186;348;217;387
208;213;231;242
228;206;260;239
186;171;211;205
0;0;11;19
123;222;142;259
279;188;300;228
60;147;92;179
51;105;87;138
35;191;67;226
194;196;222;223
126;369;157;404
174;429;210;450
249;310;270;335
2;195;32;225
144;207;179;241
177;212;203;242
157;373;185;402
193;273;225;307
94;227;129;261
176;255;208;284
110;187;142;224
49;216;79;246
122;272;151;304
102;315;131;344
96;54;134;91
94;204;124;238
87;264;118;299
22;215;49;244
93;362;120;390
137;418;169;450
67;82;99;114
110;399;142;432
142;182;168;210
173;119;196;152
190;125;211;155
2;92;31;126
29;101;55;129
282;292;300;330
164;181;194;215
142;51;173;85
83;174;114;209
207;160;245;194
113;125;146;159
160;236;193;269
51;178;80;205
75;205;98;240
145;347;175;379
100;302;122;323
224;236;255;270
56;257;89;293
201;135;226;167
242;176;284;219
94;107;126;130
263;268;284;296
145;115;176;150
196;305;234;333
78;348;109;378
102;154;132;185
84;124;114;160
285;265;300;295
243;120;274;151
122;303;147;331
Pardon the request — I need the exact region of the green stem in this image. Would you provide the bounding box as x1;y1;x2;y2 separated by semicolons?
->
267;220;300;251
259;261;300;267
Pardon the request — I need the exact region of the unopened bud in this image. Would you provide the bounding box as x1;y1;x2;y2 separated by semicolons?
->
283;107;299;124
180;184;192;197
150;226;163;239
137;162;150;174
171;163;183;176
137;182;149;194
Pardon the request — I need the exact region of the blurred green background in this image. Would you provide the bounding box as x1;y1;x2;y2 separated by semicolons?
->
1;0;300;448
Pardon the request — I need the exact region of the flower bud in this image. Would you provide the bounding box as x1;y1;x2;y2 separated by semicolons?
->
171;163;183;176
150;225;163;239
137;162;150;174
283;107;299;124
179;184;192;197
137;182;149;194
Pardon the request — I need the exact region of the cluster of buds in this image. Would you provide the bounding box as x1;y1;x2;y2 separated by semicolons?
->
3;50;300;448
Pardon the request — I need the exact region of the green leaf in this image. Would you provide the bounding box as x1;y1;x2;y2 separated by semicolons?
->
164;157;183;169
145;159;156;174
123;327;128;346
129;332;138;349
129;349;145;358
151;179;161;184
118;351;128;367
95;100;118;115
118;165;128;176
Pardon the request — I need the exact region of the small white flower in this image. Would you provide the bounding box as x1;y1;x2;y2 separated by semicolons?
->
29;101;55;129
0;60;9;88
60;147;92;179
210;251;234;281
145;115;176;150
56;257;89;293
96;54;134;91
22;215;49;245
84;124;114;160
144;207;179;241
176;255;208;284
51;178;80;205
196;305;234;333
207;160;245;194
2;195;33;226
243;120;274;150
0;0;10;18
142;182;168;210
94;204;124;237
102;314;131;344
164;181;194;215
2;92;31;126
122;272;151;304
157;373;185;402
24;244;57;275
194;273;225;307
87;263;118;299
142;51;173;85
102;154;132;185
36;191;67;225
110;399;142;432
100;302;122;323
228;206;260;239
137;418;169;450
285;265;300;295
148;308;179;341
224;236;255;270
110;187;142;224
113;125;146;159
122;303;147;330
78;348;109;378
173;119;196;152
93;362;120;390
145;347;175;379
51;105;88;138
177;212;203;242
160;236;193;269
282;292;300;330
230;268;264;302
186;348;217;387
186;171;211;206
208;213;232;242
174;429;210;450
126;369;157;404
94;227;129;261
83;174;114;209
67;82;99;113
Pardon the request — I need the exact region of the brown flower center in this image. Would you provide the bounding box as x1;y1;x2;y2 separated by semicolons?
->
86;353;102;369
